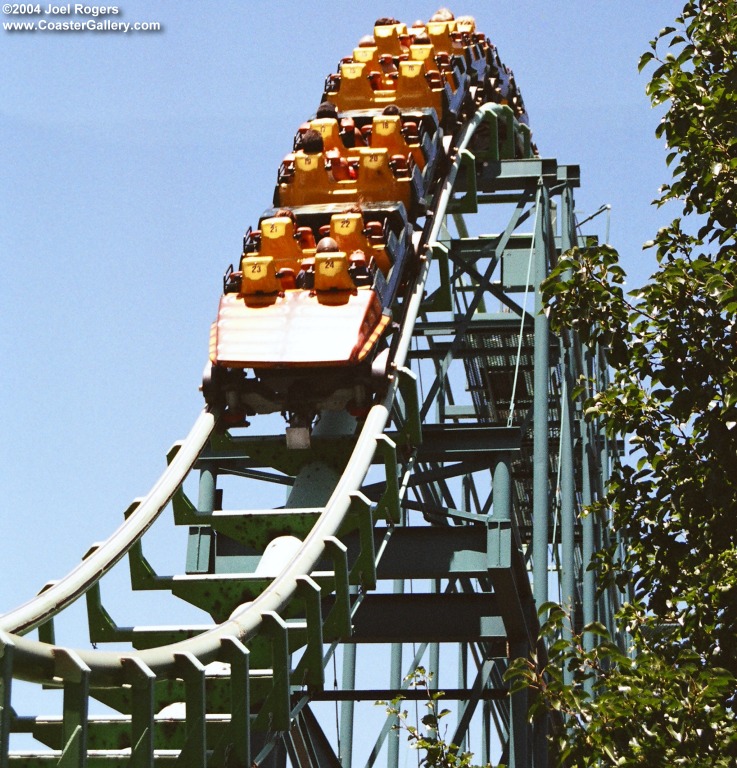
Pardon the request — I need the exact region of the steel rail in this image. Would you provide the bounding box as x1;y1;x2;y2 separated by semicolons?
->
1;103;503;687
0;408;218;636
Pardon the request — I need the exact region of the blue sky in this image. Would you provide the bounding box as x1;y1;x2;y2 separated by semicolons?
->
1;0;684;639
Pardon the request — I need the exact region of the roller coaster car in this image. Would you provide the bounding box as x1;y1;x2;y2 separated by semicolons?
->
202;203;414;423
278;108;443;216
322;55;471;132
371;16;486;87
293;115;367;154
345;107;443;178
422;17;490;89
276;140;430;221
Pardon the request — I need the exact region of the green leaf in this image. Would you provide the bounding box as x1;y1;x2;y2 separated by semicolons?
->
638;50;656;71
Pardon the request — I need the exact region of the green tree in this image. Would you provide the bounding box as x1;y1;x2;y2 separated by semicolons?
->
509;604;737;766
509;1;737;763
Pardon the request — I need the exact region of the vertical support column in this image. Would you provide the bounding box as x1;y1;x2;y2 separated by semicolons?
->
198;464;217;512
430;580;440;691
221;637;251;768
295;576;324;690
581;350;596;660
122;656;156;768
0;633;14;768
260;613;290;733
456;643;467;751
562;177;595;666
55;648;90;768
397;367;422;448
481;699;491;766
558;182;576;254
340;642;356;768
560;370;576;682
493;456;528;768
596;347;615;634
387;579;404;768
174;652;207;768
324;538;352;641
187;462;217;574
533;181;551;611
532;183;553;768
376;436;401;524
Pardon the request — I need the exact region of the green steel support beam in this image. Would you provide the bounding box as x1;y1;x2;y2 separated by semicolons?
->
55;649;90;768
323;538;351;641
477;157;561;193
288;705;342;768
198;464;217;513
387;577;403;768
37;612;55;646
294;576;324;691
451;659;496;752
582;414;596;658
122;655;155;768
429;580;440;695
423;241;452;312
219;636;251;768
375;435;400;525
448;150;479;214
492;456;530;768
532;181;551;610
509;638;529;768
347;493;376;591
396;367;422;447
174;652;207;768
0;633;13;768
560;369;576;681
473;108;500;163
340;632;356;768
346;594;506;648
258;613;290;734
457;643;468;750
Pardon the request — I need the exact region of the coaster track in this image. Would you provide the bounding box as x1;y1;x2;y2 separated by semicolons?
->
0;13;619;768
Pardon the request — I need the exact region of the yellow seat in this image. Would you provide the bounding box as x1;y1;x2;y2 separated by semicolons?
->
330;61;415;112
370;114;425;170
358;147;391;187
455;16;477;36
330;212;391;276
278;152;332;207
410;42;455;88
396;60;443;115
426;20;455;55
332;62;376;111
371;115;403;148
309;118;342;152
373;22;407;56
258;216;302;272
409;43;437;68
314;251;355;291
352;45;380;70
356;147;410;208
330;212;370;250
240;255;280;295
